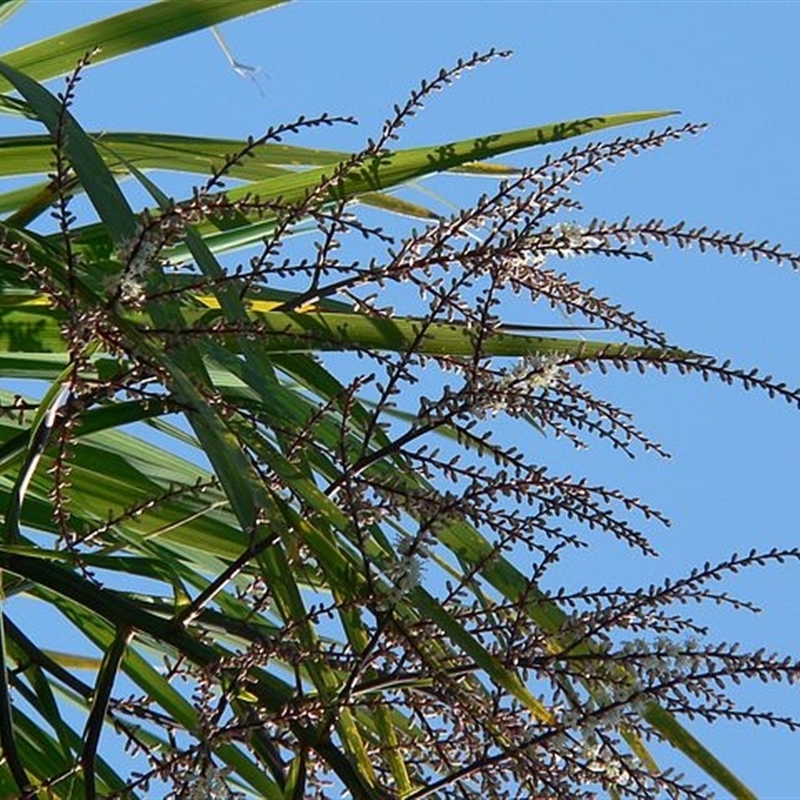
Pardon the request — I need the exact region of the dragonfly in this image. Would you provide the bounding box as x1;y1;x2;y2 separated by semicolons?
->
211;25;266;99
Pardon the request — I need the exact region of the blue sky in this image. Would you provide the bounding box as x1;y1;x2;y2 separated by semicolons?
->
3;1;800;796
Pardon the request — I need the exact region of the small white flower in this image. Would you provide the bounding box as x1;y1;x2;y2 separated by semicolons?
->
182;764;243;800
381;535;429;605
553;222;603;254
102;270;146;306
117;274;146;305
498;352;566;392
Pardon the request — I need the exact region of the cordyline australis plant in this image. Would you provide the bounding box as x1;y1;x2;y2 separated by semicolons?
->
0;4;798;800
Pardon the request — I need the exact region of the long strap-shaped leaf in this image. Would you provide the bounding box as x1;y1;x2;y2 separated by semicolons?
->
216;111;676;210
54;110;678;259
0;293;700;363
0;0;287;97
0;60;137;245
0;132;349;177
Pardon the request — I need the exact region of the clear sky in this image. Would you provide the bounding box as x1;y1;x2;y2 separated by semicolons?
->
3;1;800;796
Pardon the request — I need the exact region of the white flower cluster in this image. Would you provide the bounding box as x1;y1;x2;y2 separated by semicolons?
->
107;226;166;305
474;352;566;418
114;272;147;305
382;534;432;605
582;741;632;785
619;635;702;677
504;223;601;280
552;222;603;257
500;248;548;285
499;352;565;391
182;764;244;800
547;732;634;786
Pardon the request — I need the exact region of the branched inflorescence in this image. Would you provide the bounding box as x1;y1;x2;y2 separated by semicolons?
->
8;49;800;800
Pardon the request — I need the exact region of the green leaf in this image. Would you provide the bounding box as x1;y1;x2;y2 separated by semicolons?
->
0;59;137;244
41;111;676;257
221;111;678;209
0;0;288;94
642;703;757;800
0;1;25;29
